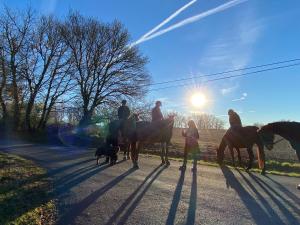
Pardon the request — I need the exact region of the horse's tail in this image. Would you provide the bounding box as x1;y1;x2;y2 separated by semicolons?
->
256;141;265;170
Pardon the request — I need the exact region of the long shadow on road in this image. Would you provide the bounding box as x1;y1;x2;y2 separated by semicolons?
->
186;160;197;225
221;166;276;225
266;176;300;206
166;167;186;225
116;165;166;225
58;167;136;225
246;172;299;224
105;164;163;225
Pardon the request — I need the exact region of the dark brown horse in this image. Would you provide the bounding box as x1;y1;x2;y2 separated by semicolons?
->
110;114;175;169
258;121;300;159
127;115;175;168
217;126;266;174
258;121;300;189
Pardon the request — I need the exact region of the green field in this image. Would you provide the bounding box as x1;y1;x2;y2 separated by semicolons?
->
0;153;56;225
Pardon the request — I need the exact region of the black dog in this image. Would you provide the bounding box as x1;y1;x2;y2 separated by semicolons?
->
95;143;119;166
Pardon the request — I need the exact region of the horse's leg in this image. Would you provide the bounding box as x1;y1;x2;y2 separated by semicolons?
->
236;148;242;167
246;146;254;171
127;143;130;160
131;141;138;168
161;142;165;164
123;144;127;160
165;142;170;166
229;146;235;166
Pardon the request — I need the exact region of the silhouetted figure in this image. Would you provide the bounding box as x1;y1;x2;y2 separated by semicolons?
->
117;100;130;143
118;100;130;120
180;120;199;171
152;101;163;122
228;109;242;128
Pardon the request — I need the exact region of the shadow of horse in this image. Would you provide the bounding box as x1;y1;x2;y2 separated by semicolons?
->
220;166;278;225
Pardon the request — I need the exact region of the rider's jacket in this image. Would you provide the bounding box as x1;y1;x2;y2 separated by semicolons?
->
229;112;242;127
151;106;163;122
118;105;130;120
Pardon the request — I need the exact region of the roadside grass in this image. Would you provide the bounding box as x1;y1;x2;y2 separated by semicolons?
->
140;152;300;177
0;152;56;225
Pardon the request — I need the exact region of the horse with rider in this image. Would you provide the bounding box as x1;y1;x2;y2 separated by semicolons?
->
106;100;175;169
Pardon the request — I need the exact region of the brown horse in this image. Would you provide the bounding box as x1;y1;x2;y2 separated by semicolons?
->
217;126;267;174
127;115;175;168
258;121;300;189
110;114;175;169
258;121;300;159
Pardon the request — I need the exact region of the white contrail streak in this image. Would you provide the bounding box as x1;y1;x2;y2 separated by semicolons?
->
134;0;197;45
134;0;248;45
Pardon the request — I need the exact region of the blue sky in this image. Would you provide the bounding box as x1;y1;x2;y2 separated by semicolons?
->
1;0;300;126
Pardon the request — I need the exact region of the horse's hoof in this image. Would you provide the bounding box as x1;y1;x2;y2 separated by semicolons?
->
165;161;170;167
297;184;300;190
133;164;139;169
246;167;251;172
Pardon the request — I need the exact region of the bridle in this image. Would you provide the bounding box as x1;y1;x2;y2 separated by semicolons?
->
272;138;285;145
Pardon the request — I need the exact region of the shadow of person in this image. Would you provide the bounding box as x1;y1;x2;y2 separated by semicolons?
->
166;167;186;225
186;158;197;225
115;165;166;225
220;166;273;225
104;165;163;225
57;167;136;225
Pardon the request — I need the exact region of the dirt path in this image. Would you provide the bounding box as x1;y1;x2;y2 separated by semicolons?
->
1;142;300;225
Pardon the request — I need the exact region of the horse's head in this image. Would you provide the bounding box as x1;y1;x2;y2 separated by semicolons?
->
258;124;275;150
130;113;140;122
167;113;176;121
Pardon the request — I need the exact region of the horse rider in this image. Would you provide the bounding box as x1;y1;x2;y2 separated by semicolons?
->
118;100;130;142
152;101;164;122
228;109;242;128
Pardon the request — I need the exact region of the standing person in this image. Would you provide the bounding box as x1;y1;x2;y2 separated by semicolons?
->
228;109;242;128
180;120;199;171
151;101;163;122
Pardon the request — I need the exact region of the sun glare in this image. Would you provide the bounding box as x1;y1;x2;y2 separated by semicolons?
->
191;93;207;108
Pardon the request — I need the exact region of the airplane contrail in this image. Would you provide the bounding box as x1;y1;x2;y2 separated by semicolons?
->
133;0;248;45
134;0;197;45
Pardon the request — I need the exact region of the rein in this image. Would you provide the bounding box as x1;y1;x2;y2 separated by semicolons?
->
272;138;285;145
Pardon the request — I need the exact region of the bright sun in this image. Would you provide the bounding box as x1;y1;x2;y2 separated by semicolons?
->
191;93;207;107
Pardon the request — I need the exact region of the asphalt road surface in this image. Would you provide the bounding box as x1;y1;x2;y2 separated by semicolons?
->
1;142;300;225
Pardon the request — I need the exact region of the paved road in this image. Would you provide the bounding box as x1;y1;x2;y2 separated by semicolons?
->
1;142;300;225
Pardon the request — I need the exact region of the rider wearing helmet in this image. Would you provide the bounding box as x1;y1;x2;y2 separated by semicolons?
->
228;109;242;128
152;101;164;122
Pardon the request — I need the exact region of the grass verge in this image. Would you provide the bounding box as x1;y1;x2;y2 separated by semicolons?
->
0;152;56;225
140;152;300;177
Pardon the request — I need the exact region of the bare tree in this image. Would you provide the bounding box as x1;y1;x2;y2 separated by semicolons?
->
192;113;225;130
21;16;73;130
0;7;33;130
60;13;150;126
